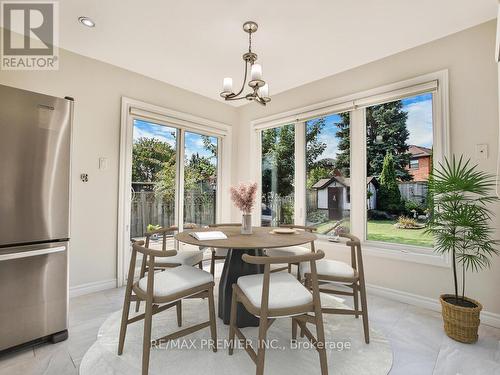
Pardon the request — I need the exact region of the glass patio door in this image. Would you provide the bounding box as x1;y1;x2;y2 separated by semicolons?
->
183;131;218;227
130;119;178;248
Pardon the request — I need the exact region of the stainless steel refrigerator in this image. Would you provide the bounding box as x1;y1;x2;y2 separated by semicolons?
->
0;84;73;351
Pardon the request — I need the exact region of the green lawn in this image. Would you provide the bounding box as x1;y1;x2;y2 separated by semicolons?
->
314;219;433;248
367;220;433;248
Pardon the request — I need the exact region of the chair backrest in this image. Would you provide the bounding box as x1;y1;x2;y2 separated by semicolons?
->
144;224;198;250
242;251;325;313
338;233;364;276
125;240;178;293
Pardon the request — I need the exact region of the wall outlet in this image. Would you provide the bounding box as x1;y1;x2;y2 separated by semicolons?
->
475;144;488;160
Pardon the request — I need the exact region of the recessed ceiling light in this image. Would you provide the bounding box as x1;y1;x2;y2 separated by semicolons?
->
78;16;95;28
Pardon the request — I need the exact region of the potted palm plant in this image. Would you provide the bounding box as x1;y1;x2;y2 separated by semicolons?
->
426;155;499;343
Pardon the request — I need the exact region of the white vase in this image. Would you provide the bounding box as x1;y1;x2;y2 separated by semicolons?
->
241;213;252;235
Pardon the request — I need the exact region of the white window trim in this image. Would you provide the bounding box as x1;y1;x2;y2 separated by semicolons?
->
251;70;450;268
117;97;232;286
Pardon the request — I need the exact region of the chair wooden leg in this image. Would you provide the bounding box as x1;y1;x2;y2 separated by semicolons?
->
292;318;298;341
314;311;328;375
135;256;147;312
296;264;301;282
287;263;292;273
359;280;370;344
117;282;133;355
210;255;216;277
142;301;154;375
198;261;203;270
353;283;359;319
207;286;217;352
256;315;268;375
176;300;182;327
228;287;238;355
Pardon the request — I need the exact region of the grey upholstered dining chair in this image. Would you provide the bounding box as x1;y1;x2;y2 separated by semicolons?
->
300;233;370;343
228;250;328;375
118;241;217;375
135;224;202;312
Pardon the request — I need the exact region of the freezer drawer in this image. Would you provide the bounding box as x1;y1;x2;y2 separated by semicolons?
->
0;243;68;351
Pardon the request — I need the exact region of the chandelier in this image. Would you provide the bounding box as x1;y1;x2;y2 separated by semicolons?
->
220;21;270;106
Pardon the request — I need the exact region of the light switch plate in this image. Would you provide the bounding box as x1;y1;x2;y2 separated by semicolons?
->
99;157;108;170
475;144;488;160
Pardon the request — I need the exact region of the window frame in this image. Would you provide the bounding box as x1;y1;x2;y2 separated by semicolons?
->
409;159;419;169
251;70;450;268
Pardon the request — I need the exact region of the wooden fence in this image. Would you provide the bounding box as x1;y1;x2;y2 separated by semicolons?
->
130;191;216;238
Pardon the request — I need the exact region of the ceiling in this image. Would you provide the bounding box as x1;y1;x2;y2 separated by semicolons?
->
58;0;497;105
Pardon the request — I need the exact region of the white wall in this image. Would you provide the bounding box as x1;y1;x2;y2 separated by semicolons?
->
0;43;238;291
233;21;500;316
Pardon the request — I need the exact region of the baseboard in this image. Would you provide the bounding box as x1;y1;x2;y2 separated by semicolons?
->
366;283;500;329
69;279;117;298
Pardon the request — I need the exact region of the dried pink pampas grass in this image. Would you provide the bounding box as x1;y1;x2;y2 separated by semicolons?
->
230;182;258;214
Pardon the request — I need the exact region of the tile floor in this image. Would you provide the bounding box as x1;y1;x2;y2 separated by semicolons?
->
0;262;499;375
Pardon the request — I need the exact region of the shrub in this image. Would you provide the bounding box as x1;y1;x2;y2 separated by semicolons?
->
404;200;426;216
395;216;424;229
307;210;328;224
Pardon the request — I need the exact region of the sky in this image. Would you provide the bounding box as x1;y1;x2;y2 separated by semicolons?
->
133;119;217;162
307;93;433;161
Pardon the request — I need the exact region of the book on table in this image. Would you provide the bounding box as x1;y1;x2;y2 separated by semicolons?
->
189;231;228;241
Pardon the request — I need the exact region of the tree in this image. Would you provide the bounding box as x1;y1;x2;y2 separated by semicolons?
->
153;159;176;201
262;124;296;198
366;101;412;180
132;137;175;182
377;152;403;213
262;120;329;198
201;135;218;158
184;153;217;193
334;101;412;180
333;113;351;177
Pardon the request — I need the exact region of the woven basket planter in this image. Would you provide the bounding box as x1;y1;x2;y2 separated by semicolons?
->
440;294;482;343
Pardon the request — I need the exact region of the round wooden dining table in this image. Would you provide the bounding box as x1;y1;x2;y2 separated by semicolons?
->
175;226;316;328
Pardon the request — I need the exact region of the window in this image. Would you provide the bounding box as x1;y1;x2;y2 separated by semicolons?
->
365;93;434;248
305;113;351;235
183;132;218;226
261;124;294;226
253;72;448;264
131;119;177;240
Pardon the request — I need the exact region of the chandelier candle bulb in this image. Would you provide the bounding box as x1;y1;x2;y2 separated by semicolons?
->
260;83;269;98
223;77;233;93
251;64;262;81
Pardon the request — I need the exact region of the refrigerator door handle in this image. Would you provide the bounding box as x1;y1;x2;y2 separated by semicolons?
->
0;246;66;261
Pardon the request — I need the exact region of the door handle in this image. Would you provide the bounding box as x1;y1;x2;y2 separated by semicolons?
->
0;246;66;261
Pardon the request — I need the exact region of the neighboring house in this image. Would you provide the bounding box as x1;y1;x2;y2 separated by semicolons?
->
406;145;432;182
312;176;378;219
399;145;432;204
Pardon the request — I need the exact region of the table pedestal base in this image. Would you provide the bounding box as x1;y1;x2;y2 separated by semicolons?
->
218;248;263;327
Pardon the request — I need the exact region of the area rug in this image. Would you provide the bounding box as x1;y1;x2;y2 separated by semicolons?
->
80;294;393;374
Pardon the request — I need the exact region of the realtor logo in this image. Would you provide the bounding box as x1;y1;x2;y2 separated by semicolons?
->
1;1;59;70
